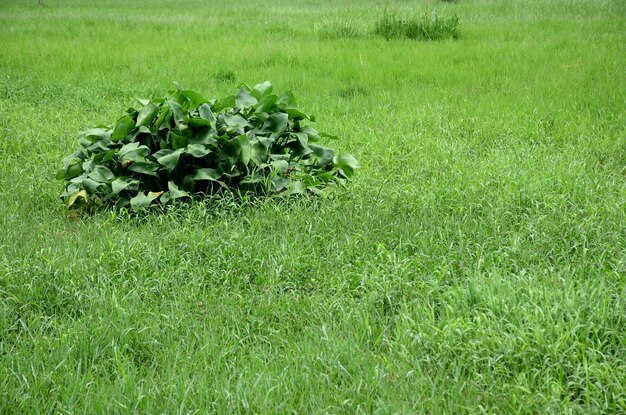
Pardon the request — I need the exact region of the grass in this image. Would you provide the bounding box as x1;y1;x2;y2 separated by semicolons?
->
374;8;459;40
1;0;625;413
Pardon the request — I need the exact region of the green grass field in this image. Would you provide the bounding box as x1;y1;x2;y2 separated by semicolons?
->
1;0;625;413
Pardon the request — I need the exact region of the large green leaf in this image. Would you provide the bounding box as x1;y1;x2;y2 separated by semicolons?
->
82;128;111;139
250;139;269;166
112;177;139;194
188;126;218;145
56;159;83;180
277;91;297;110
153;107;171;131
119;142;150;162
136;102;159;127
271;159;289;174
213;95;236;112
81;178;105;194
254;95;278;119
262;112;288;139
167;100;185;125
237;134;251;165
127;161;159;177
111;115;135;141
251;81;273;100
336;153;360;177
186;117;212;128
130;191;162;210
181;89;208;106
309;144;334;167
186;144;211;158
88;166;115;183
166;181;189;199
224;114;251;129
193;168;221;181
235;86;258;108
157;148;185;172
199;103;216;124
300;125;321;142
170;132;188;150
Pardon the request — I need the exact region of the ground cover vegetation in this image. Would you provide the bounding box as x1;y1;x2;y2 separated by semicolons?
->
57;82;358;210
0;0;625;413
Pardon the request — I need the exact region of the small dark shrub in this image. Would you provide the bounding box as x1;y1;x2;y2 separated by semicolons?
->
57;82;359;210
374;8;459;41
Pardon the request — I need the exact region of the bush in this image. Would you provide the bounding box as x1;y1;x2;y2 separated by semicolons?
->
57;82;359;210
374;8;459;41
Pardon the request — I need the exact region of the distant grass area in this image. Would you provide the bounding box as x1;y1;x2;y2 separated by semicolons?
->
1;0;625;413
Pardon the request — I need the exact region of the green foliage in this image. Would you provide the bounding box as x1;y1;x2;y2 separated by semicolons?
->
315;19;363;40
374;8;459;41
57;82;358;210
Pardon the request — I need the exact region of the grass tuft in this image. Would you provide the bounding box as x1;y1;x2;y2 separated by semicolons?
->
374;8;459;41
315;19;363;40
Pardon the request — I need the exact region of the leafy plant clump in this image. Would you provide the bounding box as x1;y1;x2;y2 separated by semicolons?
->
57;82;359;210
374;8;459;41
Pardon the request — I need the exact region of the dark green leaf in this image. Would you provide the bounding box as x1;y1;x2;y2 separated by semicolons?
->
254;95;278;118
181;89;209;106
188;126;218;146
250;139;269;165
153;107;171;131
170;132;188;150
136;102;159;127
88;166;115;183
119;142;150;162
213;95;236;112
112;178;138;194
111;115;135;141
285;108;311;120
130;191;162;210
309;144;334;167
56;162;83;180
199;103;216;124
251;81;273;100
237;134;251;165
293;132;308;147
224;114;251;129
82;178;104;193
277;91;297;109
157;148;185;172
300;125;321;142
235;86;258;108
336;153;360;177
271;159;289;174
193;168;221;181
166;181;189;200
128;161;159;177
186;144;211;158
186;117;212;128
167;100;185;125
262;112;288;139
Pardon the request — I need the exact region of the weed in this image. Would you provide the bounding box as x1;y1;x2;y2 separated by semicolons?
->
374;8;459;41
316;19;362;40
213;70;236;83
56;82;358;210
